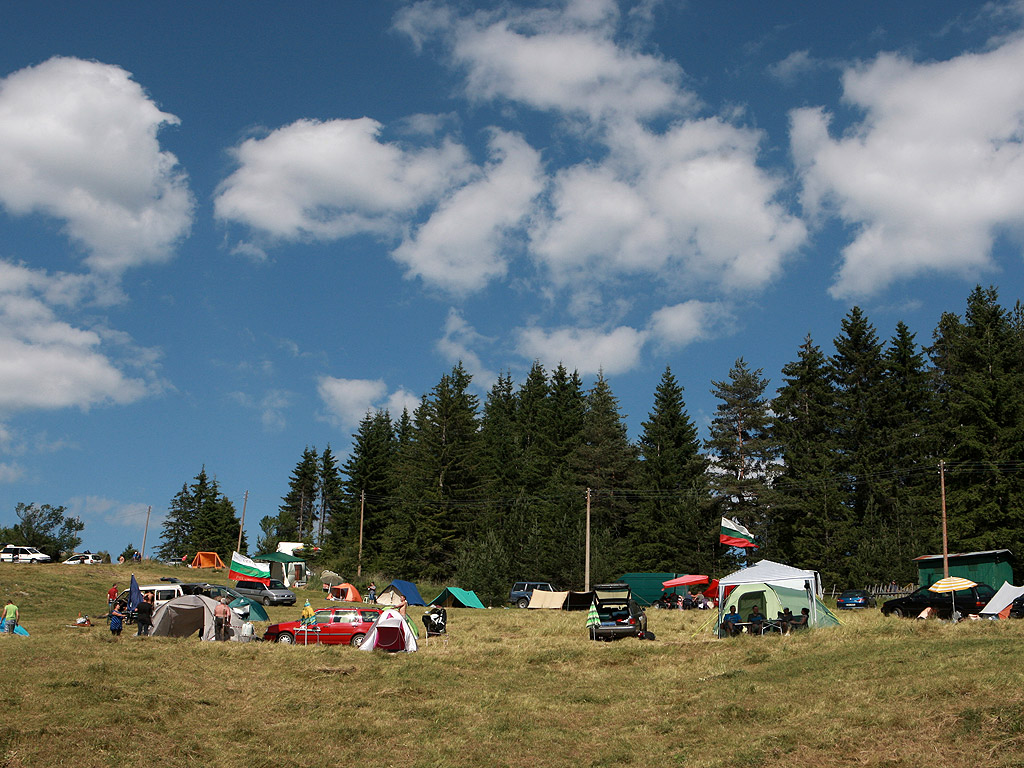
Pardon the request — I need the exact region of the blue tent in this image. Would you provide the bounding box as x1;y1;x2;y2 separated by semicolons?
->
379;579;426;606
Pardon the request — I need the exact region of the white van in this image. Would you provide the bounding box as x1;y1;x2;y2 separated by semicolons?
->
1;544;51;563
116;583;184;608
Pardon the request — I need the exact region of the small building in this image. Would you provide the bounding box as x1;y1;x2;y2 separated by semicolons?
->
914;549;1015;588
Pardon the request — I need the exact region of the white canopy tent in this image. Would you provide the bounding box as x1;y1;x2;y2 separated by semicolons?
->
717;560;823;631
980;582;1024;617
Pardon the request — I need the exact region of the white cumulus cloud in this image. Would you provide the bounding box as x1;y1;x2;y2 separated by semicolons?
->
791;35;1024;298
515;324;647;376
393;130;544;293
0;260;155;412
0;56;194;272
317;375;416;429
214;117;473;241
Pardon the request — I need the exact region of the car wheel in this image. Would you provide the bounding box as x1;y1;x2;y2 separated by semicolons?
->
350;633;366;647
889;607;903;618
262;596;271;606
275;632;294;644
517;597;529;609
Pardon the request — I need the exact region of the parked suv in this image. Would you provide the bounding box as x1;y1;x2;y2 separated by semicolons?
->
234;579;296;606
588;582;649;641
1;544;51;563
881;583;996;619
508;581;556;609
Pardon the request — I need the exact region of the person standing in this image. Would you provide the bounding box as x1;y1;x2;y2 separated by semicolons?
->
135;593;154;636
367;582;377;603
109;600;126;637
3;600;18;634
107;583;118;612
213;597;232;641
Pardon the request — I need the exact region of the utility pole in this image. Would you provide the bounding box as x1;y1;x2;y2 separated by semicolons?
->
141;506;151;560
585;488;591;592
357;490;365;578
940;461;949;578
236;490;248;553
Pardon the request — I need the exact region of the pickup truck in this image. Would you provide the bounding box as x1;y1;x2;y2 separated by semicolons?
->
588;582;649;641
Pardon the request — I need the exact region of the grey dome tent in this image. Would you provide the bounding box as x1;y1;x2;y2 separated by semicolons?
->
150;595;243;641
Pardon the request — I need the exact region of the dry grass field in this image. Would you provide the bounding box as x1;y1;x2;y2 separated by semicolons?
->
2;563;1023;768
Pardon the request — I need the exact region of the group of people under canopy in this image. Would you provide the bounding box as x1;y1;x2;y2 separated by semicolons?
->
720;604;810;636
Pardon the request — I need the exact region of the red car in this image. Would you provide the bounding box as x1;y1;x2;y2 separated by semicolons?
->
264;607;380;646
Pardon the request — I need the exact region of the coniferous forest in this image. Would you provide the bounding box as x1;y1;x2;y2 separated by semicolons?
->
177;287;1024;603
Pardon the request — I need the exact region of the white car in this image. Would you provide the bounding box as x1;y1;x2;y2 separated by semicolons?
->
0;544;51;563
62;553;103;565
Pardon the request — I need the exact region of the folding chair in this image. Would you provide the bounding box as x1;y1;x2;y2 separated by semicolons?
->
422;607;448;647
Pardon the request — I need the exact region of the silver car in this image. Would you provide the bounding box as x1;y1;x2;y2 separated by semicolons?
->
233;579;296;606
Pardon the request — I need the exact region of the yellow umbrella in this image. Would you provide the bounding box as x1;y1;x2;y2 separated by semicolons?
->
928;577;977;618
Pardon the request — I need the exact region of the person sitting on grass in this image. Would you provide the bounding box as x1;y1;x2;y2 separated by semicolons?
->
747;605;766;632
722;605;742;636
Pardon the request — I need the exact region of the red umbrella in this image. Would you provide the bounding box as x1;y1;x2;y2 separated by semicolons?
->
662;574;709;589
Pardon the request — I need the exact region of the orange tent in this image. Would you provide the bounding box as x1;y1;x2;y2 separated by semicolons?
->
190;552;225;569
329;583;362;602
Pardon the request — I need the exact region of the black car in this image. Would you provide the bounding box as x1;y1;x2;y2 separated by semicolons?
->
881;583;996;619
588;583;649;641
1009;595;1024;619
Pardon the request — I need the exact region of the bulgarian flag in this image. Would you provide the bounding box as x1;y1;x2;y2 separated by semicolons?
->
228;551;271;585
720;517;758;548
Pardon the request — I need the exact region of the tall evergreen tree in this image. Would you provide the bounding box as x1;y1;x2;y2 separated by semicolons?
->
338;410;397;573
772;335;845;581
158;467;244;559
705;358;778;565
929;286;1024;561
279;447;320;542
634;366;711;572
569;372;639;579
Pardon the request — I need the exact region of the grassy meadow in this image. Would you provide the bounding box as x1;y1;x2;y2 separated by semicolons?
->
2;563;1023;768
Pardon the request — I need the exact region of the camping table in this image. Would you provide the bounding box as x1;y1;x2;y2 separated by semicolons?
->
761;620;785;634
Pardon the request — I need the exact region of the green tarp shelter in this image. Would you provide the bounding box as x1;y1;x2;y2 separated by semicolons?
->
618;573;680;606
430;587;486;609
715;582;839;635
253;552;307;588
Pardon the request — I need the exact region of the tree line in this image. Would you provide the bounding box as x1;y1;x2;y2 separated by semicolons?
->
159;286;1024;604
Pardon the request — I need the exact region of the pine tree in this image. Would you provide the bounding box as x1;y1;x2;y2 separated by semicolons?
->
930;287;1024;560
706;358;778;566
569;372;639;579
279;447;320;542
158;467;244;560
317;444;345;549
338;410;397;573
634;366;711;572
772;335;845;580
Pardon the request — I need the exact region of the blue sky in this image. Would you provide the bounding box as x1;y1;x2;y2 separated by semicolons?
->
2;1;1024;557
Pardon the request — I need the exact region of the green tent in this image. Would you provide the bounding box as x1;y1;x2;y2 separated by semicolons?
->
716;582;839;634
429;587;486;609
229;596;269;622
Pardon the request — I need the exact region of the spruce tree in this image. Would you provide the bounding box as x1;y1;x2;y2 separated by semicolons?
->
339;410;397;573
772;335;845;581
635;366;711;572
279;447;320;542
705;358;778;566
569;372;639;579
